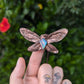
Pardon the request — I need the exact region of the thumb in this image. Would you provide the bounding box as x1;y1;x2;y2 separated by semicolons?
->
10;57;26;84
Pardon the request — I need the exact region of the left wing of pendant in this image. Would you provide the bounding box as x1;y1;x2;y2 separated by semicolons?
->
46;44;58;54
28;42;42;51
20;28;40;43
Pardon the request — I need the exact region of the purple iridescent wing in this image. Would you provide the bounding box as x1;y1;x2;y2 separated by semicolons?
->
28;42;42;51
20;28;40;42
47;28;68;43
46;44;58;54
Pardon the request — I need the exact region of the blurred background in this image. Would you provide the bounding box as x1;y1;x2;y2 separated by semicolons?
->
0;0;84;84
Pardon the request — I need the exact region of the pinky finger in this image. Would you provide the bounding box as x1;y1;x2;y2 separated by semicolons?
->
62;79;72;84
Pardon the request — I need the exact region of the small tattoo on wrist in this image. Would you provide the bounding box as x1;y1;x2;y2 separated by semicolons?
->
44;74;51;83
53;72;61;84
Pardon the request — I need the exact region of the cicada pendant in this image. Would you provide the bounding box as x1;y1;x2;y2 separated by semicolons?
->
20;28;68;54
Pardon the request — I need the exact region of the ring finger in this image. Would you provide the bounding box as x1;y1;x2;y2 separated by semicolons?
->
53;66;63;84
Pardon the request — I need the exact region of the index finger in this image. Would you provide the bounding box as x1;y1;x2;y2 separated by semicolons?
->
25;50;44;77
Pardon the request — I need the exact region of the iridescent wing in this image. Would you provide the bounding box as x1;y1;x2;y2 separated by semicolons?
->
47;28;68;43
46;44;59;54
28;42;42;51
20;28;40;43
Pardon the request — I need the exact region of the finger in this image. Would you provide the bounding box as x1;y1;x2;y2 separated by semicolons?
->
53;66;63;84
10;57;26;84
25;50;44;77
62;79;72;84
38;64;52;84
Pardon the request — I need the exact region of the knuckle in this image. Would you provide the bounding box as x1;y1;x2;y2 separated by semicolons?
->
10;71;15;80
10;73;13;80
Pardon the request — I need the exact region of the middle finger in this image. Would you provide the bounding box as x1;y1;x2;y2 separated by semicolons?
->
38;64;52;84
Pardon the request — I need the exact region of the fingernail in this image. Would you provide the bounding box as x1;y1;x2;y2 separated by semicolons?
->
16;58;20;66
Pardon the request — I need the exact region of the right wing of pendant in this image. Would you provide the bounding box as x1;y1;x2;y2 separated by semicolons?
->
47;28;68;43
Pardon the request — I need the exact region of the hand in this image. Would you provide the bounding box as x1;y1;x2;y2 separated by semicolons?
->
10;50;72;84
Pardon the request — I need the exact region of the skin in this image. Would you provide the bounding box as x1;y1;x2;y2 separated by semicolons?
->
10;50;72;84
